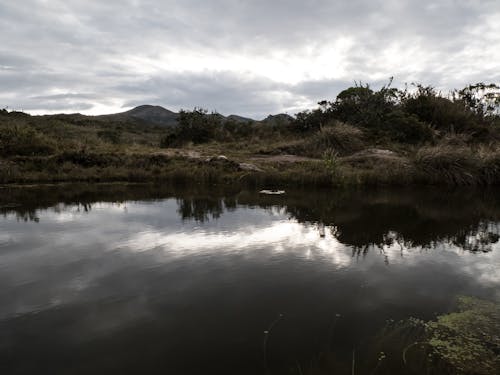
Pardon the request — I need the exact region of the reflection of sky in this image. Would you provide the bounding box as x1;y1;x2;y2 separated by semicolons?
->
118;220;347;260
1;198;500;325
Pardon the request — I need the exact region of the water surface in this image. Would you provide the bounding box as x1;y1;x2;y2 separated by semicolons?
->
0;184;499;374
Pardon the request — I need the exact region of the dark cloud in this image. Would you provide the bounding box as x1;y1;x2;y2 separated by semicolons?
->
0;0;499;116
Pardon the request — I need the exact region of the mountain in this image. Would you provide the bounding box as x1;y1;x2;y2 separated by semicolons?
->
97;106;256;127
98;105;179;127
34;105;268;127
226;114;255;123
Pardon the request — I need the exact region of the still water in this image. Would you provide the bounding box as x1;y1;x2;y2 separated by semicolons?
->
0;184;499;374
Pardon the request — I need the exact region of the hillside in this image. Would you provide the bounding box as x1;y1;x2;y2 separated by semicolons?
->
95;105;256;127
226;114;254;123
98;105;179;127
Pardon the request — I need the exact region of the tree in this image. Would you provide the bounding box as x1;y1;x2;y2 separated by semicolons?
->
402;84;477;132
454;83;500;120
161;107;222;147
331;79;399;127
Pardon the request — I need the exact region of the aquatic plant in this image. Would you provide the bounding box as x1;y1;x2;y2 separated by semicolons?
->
378;296;500;374
426;296;500;374
297;296;500;375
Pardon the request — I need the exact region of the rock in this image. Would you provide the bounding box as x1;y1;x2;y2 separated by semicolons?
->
353;148;396;157
259;190;285;195
204;155;239;169
205;155;229;163
185;150;201;159
238;163;263;172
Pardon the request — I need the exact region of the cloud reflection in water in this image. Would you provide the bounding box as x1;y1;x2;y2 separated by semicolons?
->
117;220;352;267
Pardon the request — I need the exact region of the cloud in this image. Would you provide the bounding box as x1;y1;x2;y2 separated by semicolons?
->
0;0;499;117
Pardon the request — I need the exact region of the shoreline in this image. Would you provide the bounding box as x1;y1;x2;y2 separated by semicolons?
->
1;148;500;187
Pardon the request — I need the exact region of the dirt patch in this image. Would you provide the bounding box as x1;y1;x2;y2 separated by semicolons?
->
150;149;202;159
250;154;320;163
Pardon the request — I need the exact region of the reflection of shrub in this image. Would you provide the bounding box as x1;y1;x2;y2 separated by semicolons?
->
0;126;56;156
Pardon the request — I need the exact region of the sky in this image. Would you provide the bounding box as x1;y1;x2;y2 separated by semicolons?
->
0;0;499;119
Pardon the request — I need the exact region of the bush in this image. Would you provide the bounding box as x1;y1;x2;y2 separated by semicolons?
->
308;122;365;156
479;147;500;184
402;85;478;132
383;110;434;144
414;145;481;185
332;82;399;128
97;129;121;144
0;125;56;156
160;108;222;147
55;151;121;167
159;132;182;148
292;108;331;132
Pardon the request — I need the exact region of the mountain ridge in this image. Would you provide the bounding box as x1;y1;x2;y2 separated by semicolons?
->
97;105;179;127
31;105;294;127
97;105;264;127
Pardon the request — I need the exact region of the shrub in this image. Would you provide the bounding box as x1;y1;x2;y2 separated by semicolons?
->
292;108;331;132
159;131;182;148
160;108;222;147
414;145;481;185
0;125;56;156
402;85;478;132
308;122;365;156
97;129;121;144
332;82;399;128
55;151;121;167
382;110;434;144
454;83;500;120
479;147;500;184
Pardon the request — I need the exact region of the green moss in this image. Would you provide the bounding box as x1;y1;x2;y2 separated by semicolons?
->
426;296;500;374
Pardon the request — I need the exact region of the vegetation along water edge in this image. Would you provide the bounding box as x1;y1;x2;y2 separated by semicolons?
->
1;81;499;187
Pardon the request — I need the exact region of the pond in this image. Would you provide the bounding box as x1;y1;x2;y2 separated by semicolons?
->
0;184;499;374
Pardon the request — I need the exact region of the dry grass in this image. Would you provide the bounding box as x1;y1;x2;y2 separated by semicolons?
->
2;110;500;187
414;145;480;185
479;146;500;185
309;122;365;156
412;143;500;186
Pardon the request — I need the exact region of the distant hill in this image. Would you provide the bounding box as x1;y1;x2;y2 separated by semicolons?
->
26;105;268;127
226;114;255;123
98;105;179;127
95;106;258;127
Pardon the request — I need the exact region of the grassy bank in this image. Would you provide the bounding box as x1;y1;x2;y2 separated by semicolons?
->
1;81;499;187
2;143;500;187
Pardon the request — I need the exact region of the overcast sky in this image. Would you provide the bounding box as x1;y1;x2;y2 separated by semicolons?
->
0;0;499;119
